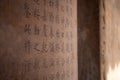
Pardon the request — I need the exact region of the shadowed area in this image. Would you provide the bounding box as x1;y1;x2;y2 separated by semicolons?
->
77;0;100;80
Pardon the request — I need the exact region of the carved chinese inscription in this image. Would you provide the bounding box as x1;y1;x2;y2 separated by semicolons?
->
0;0;77;80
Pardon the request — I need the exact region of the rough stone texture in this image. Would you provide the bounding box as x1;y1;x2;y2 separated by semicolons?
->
0;0;78;80
100;0;120;80
78;0;100;80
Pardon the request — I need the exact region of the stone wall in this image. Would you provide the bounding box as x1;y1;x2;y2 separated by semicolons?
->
100;0;120;80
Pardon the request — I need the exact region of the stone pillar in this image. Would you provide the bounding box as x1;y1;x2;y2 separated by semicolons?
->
78;0;100;80
0;0;78;80
100;0;120;80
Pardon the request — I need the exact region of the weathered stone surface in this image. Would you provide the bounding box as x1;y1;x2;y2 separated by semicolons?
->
100;0;120;80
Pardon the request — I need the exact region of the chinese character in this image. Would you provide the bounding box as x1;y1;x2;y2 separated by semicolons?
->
24;24;31;35
34;9;41;20
34;43;40;52
34;24;40;35
24;40;31;54
24;2;32;18
33;0;40;5
41;41;48;53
